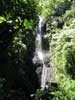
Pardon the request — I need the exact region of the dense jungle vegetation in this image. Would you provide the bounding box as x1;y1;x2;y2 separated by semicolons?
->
0;0;75;100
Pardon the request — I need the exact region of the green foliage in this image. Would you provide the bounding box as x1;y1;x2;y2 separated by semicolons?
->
50;29;75;82
0;16;6;23
33;0;75;100
34;88;55;100
0;0;38;99
34;1;75;99
46;1;75;100
64;7;75;20
0;0;37;20
33;80;75;100
36;0;72;18
0;0;37;62
51;80;75;100
1;0;75;99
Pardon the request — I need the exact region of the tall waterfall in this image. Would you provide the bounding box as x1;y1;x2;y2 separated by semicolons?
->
36;16;48;89
33;16;54;91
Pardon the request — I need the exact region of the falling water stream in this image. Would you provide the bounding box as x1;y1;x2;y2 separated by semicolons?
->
36;16;48;89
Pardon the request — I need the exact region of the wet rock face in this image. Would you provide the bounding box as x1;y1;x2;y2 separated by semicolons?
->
33;52;49;84
32;54;43;86
41;23;46;35
36;65;42;85
33;50;55;89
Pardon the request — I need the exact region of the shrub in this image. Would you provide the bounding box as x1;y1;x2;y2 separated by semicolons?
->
50;29;75;82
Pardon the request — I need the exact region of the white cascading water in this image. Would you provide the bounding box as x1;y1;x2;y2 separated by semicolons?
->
36;16;44;61
36;16;47;89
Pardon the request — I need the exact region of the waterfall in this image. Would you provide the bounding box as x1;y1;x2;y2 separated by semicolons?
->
33;15;54;91
36;16;44;60
36;16;48;89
